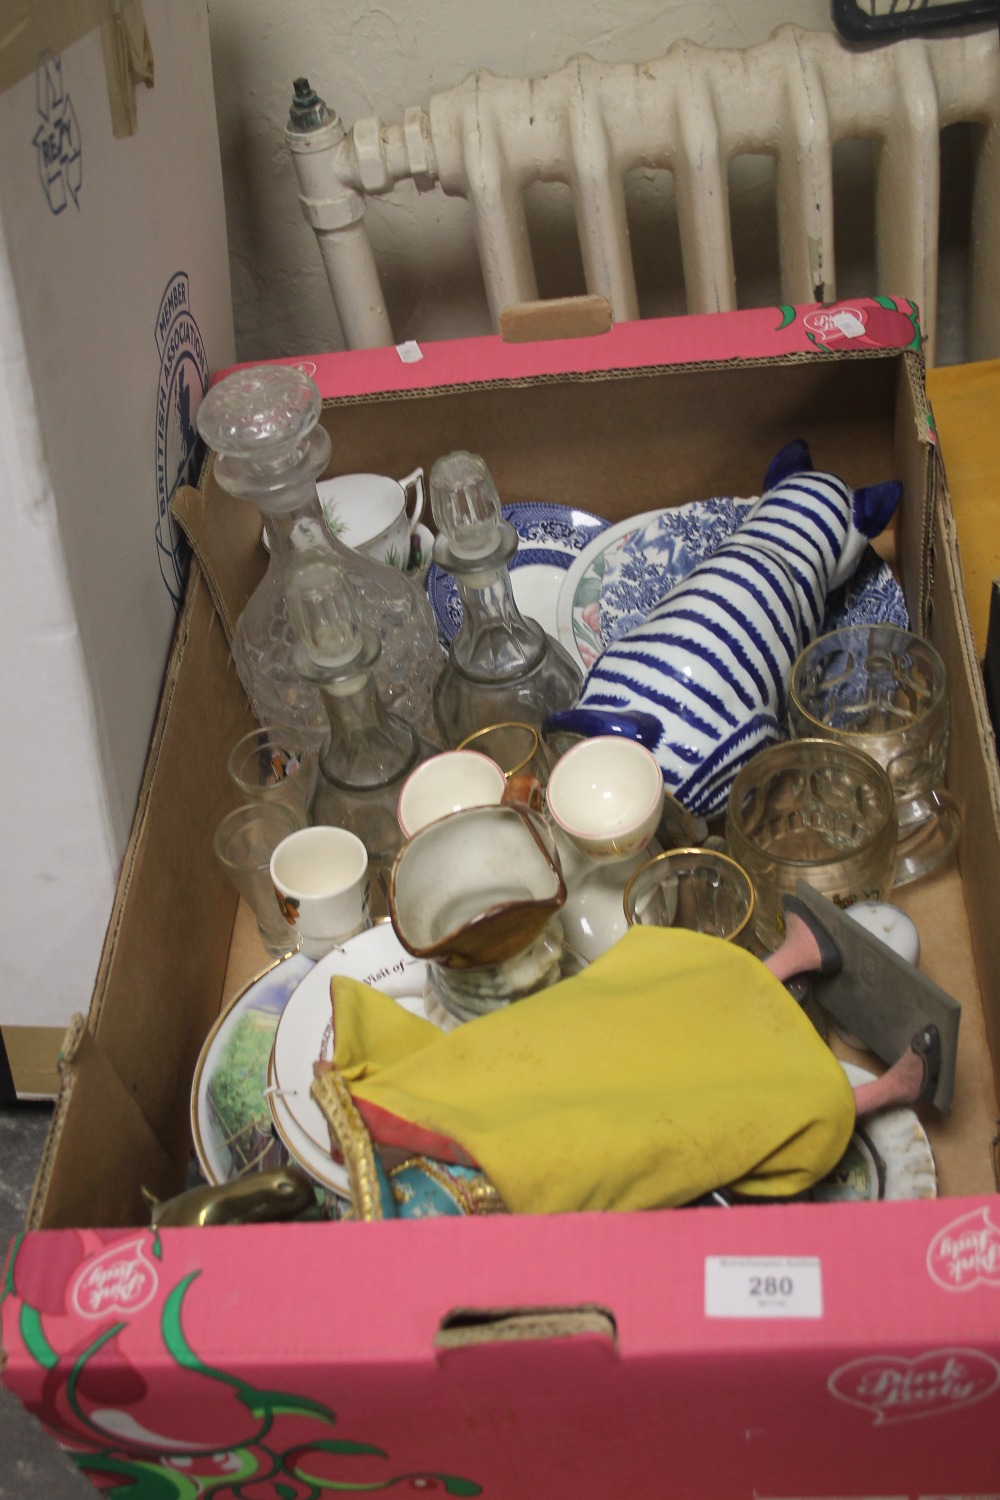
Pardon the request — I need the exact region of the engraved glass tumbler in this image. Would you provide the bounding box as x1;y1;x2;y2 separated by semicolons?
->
789;624;960;887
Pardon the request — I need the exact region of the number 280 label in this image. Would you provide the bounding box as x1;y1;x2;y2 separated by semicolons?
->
705;1256;823;1319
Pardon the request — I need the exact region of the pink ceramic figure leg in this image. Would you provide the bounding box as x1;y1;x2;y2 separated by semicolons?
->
852;1024;941;1116
762;906;941;1119
763;911;825;983
763;898;843;984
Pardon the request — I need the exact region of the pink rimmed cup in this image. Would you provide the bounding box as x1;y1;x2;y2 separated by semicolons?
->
397;749;507;840
545;736;664;862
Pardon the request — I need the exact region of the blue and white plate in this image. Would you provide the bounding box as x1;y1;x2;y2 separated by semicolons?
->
427;502;610;643
556;500;909;670
598;498;754;642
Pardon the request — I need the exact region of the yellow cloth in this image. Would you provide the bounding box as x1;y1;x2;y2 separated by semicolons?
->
332;926;856;1214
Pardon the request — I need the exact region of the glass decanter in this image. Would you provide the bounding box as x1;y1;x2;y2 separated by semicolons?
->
285;548;439;890
196;363;441;742
430;451;583;746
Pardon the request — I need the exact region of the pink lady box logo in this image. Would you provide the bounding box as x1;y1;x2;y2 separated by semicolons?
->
829;1349;1000;1424
804;306;868;342
69;1237;159;1320
797;297;921;353
928;1206;1000;1291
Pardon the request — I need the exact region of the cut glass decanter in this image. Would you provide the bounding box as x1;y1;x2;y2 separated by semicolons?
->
196;364;441;742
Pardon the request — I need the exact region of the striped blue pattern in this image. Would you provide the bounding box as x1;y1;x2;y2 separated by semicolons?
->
570;467;868;817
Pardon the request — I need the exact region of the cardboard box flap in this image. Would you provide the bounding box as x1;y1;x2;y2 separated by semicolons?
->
27;1018;175;1231
86;570;253;1176
31;569;257;1228
895;357;935;632
173;483;266;646
215;297;926;406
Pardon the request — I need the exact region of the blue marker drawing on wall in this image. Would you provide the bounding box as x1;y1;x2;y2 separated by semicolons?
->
154;272;210;608
33;53;81;213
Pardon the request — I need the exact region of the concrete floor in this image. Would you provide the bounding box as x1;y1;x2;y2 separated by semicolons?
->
0;1105;93;1497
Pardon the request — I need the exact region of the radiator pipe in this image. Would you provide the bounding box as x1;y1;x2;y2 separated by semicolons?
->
285;79;394;349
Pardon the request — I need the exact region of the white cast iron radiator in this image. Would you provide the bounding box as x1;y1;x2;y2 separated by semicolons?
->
286;24;1000;364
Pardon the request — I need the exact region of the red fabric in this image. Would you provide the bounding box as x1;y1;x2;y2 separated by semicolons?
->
351;1096;480;1168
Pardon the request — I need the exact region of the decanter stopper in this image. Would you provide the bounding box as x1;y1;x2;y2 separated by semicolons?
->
285;549;366;671
431;450;504;560
196;363;328;506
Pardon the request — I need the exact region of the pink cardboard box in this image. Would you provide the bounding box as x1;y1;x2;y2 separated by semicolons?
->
5;298;1000;1499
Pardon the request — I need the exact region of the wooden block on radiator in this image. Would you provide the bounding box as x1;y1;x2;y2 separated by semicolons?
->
499;294;613;343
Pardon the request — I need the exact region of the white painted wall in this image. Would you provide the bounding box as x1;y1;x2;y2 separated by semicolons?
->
208;0;859;361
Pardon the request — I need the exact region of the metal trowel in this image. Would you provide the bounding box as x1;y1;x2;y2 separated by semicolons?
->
785;879;961;1115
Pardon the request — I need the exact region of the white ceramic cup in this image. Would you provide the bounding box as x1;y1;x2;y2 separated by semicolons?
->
545;736;664;861
270;826;371;959
317;468;425;571
397;749;507;839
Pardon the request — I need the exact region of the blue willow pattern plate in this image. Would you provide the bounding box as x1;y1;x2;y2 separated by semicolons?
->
599;498;754;640
427;501;610;642
557;500;909;670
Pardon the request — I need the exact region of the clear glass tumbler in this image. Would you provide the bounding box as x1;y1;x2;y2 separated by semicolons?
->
227;725;319;829
725;738;897;950
789;624;961;886
623;848;756;947
213;801;303;956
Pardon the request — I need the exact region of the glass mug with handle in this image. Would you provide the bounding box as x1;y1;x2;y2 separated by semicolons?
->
789;624;960;886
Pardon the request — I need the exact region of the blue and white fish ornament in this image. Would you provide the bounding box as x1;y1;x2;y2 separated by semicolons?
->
543;440;902;817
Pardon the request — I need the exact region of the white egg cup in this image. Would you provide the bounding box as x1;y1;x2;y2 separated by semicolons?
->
545;737;665;963
545;736;664;862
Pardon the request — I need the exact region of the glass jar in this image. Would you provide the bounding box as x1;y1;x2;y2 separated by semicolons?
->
428;451;583;745
725;738;898;950
196;364;441;742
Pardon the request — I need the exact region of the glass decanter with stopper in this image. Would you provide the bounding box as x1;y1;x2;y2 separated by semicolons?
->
285;548;439;896
430;450;583;746
196;363;441;743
